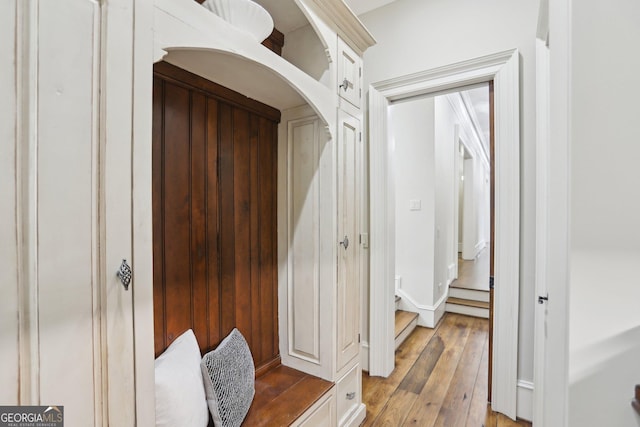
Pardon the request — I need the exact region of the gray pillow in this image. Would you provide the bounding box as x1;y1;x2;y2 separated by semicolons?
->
200;328;255;427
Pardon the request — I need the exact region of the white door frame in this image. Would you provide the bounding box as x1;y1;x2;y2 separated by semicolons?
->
533;0;570;424
368;49;521;418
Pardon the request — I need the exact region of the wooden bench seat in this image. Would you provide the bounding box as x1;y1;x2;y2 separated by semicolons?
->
206;364;333;427
243;365;333;426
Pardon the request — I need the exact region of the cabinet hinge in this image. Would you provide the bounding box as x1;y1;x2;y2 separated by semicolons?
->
359;88;361;98
359;67;362;78
358;333;361;343
359;132;362;142
489;276;495;290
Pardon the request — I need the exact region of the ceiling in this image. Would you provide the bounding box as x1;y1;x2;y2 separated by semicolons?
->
462;85;491;153
252;0;399;34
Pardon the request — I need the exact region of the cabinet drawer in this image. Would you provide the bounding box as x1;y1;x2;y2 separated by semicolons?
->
293;387;336;427
336;364;360;426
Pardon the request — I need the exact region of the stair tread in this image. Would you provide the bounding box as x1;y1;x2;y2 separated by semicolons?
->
395;310;418;338
449;284;490;292
446;297;490;309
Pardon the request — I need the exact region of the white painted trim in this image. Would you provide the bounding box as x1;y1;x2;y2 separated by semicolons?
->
517;380;534;422
367;86;396;377
489;50;520;420
0;0;20;406
446;92;490;170
368;49;520;418
342;403;366;427
533;38;550;427
304;0;377;54
132;0;157;424
396;289;447;328
15;0;40;404
360;341;369;372
532;0;571;424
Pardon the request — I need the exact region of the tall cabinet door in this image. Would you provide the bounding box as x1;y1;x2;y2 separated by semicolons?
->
336;111;361;370
2;1;138;425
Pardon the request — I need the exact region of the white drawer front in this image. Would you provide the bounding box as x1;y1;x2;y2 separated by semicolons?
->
336;364;360;426
294;387;336;427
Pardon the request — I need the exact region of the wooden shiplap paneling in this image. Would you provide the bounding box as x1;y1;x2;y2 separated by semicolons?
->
152;64;279;372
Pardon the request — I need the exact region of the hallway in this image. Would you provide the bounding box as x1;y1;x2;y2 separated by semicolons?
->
452;248;490;292
361;313;531;426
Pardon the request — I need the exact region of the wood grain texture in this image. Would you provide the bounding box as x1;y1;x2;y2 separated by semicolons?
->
152;64;279;373
395;310;419;337
244;365;333;427
362;327;435;427
362;313;532;427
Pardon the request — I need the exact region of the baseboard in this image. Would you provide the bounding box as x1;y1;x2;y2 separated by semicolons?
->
342;403;366;427
397;289;447;328
448;263;457;284
361;341;369;372
516;380;534;422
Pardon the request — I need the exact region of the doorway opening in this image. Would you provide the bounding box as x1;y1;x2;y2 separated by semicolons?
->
366;49;520;419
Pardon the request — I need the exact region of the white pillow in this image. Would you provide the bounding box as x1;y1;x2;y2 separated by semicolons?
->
155;329;209;427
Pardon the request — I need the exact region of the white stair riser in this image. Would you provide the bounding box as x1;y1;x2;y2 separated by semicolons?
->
448;288;490;303
445;303;489;319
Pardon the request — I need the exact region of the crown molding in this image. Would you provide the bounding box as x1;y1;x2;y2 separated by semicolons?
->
310;0;376;54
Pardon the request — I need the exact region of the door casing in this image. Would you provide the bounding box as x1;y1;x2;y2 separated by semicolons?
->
367;49;521;418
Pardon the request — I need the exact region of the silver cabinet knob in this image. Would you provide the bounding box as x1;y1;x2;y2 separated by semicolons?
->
117;259;132;290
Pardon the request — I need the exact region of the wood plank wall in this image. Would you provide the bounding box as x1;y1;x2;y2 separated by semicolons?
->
152;62;280;373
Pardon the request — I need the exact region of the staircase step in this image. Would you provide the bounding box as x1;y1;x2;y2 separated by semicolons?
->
448;287;490;303
395;310;418;350
445;297;489;319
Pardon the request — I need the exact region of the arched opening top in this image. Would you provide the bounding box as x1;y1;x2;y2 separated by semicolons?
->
159;47;334;132
153;0;335;133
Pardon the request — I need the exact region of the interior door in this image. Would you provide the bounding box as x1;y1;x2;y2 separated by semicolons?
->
336;110;361;370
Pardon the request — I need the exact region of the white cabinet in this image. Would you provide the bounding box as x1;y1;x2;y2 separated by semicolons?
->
337;37;362;109
2;0;142;424
336;110;362;371
336;364;362;426
293;387;337;427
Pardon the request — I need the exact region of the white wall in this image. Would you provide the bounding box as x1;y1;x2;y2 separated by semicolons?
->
390;98;436;313
359;0;539;383
434;97;457;297
568;0;640;424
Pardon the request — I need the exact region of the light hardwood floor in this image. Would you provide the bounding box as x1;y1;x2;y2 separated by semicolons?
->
361;313;532;427
451;248;490;291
